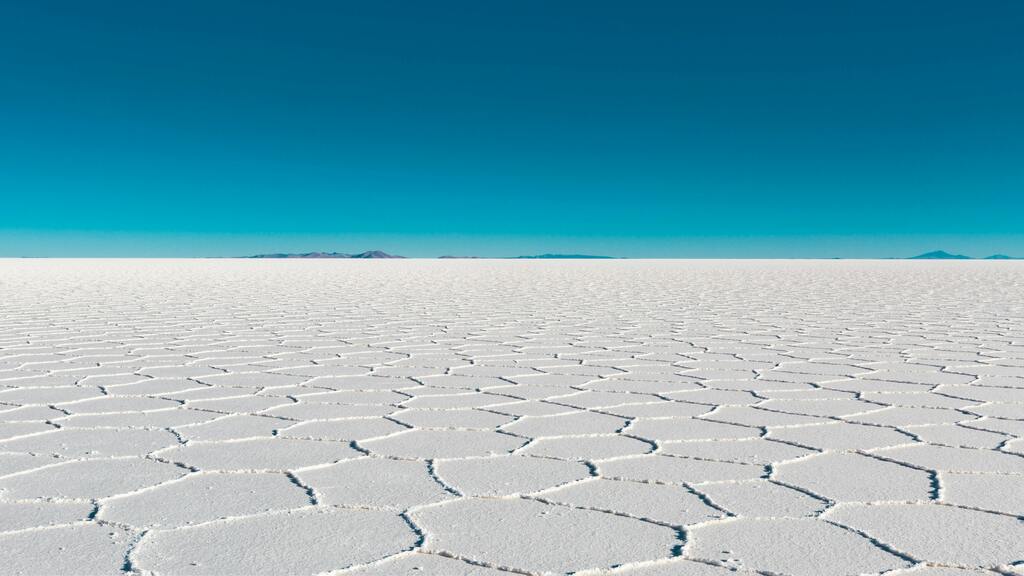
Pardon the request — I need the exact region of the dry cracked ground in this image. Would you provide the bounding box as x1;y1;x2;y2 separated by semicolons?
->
1;259;1022;576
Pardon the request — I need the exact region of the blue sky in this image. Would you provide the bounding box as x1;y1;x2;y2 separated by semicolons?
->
2;1;1022;257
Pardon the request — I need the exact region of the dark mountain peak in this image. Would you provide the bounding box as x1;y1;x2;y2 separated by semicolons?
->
909;250;971;260
984;254;1018;260
350;250;404;259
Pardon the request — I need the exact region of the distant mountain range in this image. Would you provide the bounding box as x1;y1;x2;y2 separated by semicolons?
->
249;252;615;259
909;250;1019;260
440;254;615;259
247;251;403;259
514;254;615;259
243;250;1018;260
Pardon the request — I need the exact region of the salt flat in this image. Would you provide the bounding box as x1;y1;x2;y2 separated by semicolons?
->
0;259;1022;576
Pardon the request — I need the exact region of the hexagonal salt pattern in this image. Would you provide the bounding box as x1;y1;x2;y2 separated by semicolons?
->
0;258;1022;575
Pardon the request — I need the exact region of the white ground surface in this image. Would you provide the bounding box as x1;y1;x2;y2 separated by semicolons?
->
0;259;1022;576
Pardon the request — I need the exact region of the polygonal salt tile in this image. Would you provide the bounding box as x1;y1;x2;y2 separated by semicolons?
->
502;411;628;437
884;568;1000;576
605;557;758;575
696;480;826;518
185;395;294;414
598;455;763;484
137;366;223;379
400;392;518;410
600;402;711;419
756;398;884;417
851;406;973;426
519;434;653;460
339;552;510;575
310;376;414;391
0;523;133;575
774;361;871;376
196;372;309;388
508;374;598;388
78;373;148;387
435;455;590;497
163;387;253;402
0;501;94;533
753;389;856;401
402;386;475;398
825;503;1024;567
297;457;452;509
415;374;511;390
277;366;374;380
278;403;402;419
860;391;977;409
549;390;658;409
936;384;1024;403
0;457;187;499
625;418;759;442
906;424;1009;449
360;429;525;459
0;406;70;421
968;418;1024;437
451;365;542;378
487;400;579;417
370;367;444;379
55;409;220;429
0;421;56;441
337;350;407;365
969;375;1024;390
485;383;580;400
663;389;761;405
131;508;416;575
965;403;1024;420
292;389;407;404
155;438;358;471
175;414;291;442
100;472;310;527
872;444;1024;473
682;368;759;381
0;452;61;477
280;418;408;441
687;517;909;576
536;478;723;525
940;473;1024;516
390;408;512;429
661;438;814;465
248;387;319;401
412;498;680;574
827;379;932;393
774;452;932;503
583;379;700;395
705;406;831;427
56;396;182;414
867;370;975;386
0;428;180;458
0;386;104;405
751;373;838;388
0;374;82;388
943;366;1021;379
105;378;205;396
767;422;916;451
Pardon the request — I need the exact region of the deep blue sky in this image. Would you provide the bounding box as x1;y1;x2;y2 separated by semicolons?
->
2;1;1022;257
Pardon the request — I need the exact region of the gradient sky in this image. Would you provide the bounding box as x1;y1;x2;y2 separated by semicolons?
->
2;1;1022;257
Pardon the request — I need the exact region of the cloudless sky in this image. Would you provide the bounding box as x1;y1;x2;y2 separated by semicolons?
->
1;1;1022;257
